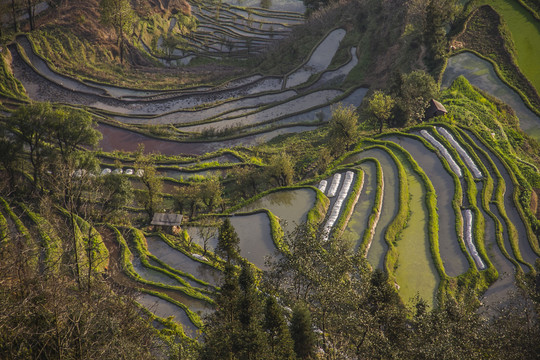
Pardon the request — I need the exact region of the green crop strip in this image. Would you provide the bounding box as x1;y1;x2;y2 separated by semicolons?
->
57;207;109;272
380;138;447;302
158;231;225;271
0;211;8;248
457;127;532;271
402;129;468;276
356;142;412;285
468;128;540;260
357;159;383;257
453;128;519;268
331;168;365;239
18;203;62;275
430;126;497;292
0;197;39;272
130;228;216;302
138;288;205;332
130;228;214;291
113;225;215;303
0;50;28;100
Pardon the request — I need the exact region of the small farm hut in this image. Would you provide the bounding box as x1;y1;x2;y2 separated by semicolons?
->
424;99;447;120
151;213;183;234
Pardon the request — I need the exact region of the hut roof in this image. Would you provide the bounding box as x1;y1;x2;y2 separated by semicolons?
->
151;213;183;226
430;99;447;113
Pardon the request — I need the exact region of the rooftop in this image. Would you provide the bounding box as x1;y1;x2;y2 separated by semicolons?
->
151;213;183;226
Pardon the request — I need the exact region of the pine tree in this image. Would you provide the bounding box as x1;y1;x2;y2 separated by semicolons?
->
290;304;316;359
200;264;241;360
264;296;295;359
216;218;240;264
236;262;269;360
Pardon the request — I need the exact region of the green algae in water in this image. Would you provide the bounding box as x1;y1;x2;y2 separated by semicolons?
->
342;161;377;253
488;0;540;92
342;149;400;270
389;148;438;307
238;188;316;236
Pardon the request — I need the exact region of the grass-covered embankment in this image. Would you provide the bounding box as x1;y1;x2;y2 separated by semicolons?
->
455;4;540;115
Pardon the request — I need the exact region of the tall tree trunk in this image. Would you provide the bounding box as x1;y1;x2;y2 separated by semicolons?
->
70;212;82;291
26;0;34;30
11;0;18;34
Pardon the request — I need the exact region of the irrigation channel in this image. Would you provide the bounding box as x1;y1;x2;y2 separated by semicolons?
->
5;0;540;338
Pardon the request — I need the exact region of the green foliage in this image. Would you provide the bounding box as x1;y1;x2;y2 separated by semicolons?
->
264;296;295;360
366;90;396;133
289;304;315;360
359;159;384;255
266;153;295;187
134;148;163;220
216;218;240;264
328;103;360;155
99;0;136;63
202;262;277;359
394;70;439;125
0;50;28;100
19;203;62;274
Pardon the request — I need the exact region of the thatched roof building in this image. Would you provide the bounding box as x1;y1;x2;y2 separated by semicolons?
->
425;99;447;120
151;213;183;227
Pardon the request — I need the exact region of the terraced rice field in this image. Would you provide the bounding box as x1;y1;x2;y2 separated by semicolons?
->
443;52;540;140
486;0;540;91
4;0;539;338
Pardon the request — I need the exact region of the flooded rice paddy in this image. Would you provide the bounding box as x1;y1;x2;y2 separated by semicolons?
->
385;135;469;277
342;148;400;270
238;188;317;236
443;52;540;140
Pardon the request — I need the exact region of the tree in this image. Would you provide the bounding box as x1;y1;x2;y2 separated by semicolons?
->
48;107;101;165
134;150;162;220
201;264;241;360
196;217;218;256
98;173;133;221
265;153;294;187
264;224;408;358
229;165;261;198
289;304;316;359
236;261;270;359
24;0;39;31
264;296;295;360
216;218;240;264
328;103;360;155
11;102;56;191
199;177;223;213
176;183;203;218
424;0;460;62
100;0;135;63
398;70;439;125
366;90;396;133
0;123;23;192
